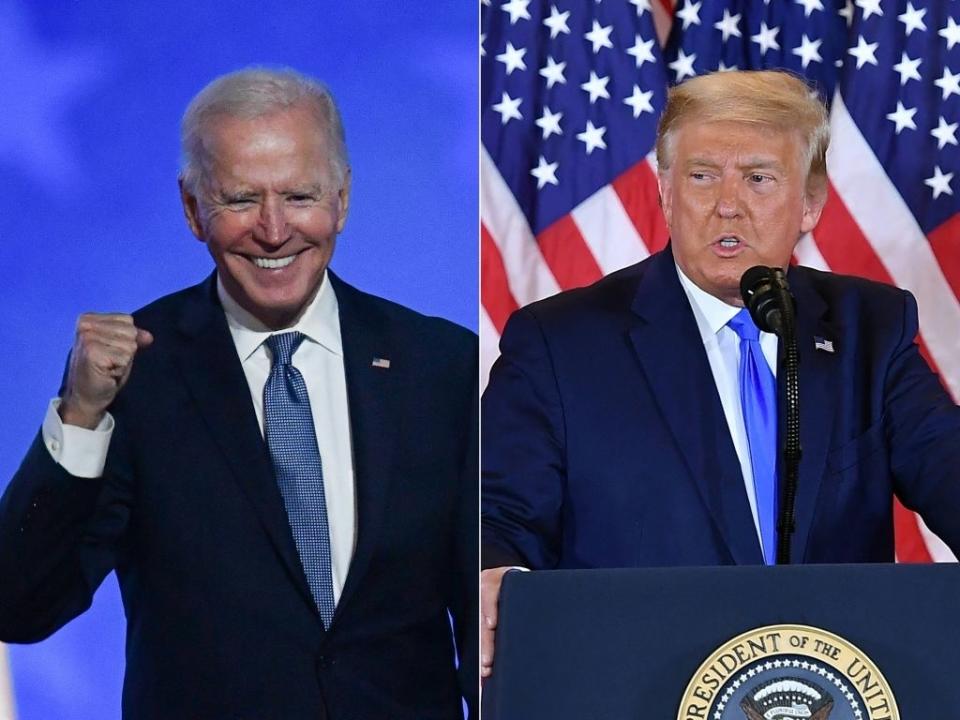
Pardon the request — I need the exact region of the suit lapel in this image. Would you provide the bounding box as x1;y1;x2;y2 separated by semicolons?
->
784;268;840;562
171;277;317;613
627;249;763;564
329;273;397;616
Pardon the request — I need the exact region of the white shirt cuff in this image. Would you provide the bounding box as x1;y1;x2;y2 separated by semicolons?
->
42;399;114;479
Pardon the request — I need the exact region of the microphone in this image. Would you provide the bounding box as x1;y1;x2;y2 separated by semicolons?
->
739;266;793;336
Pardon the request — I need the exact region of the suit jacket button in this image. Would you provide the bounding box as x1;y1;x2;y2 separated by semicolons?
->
317;654;327;671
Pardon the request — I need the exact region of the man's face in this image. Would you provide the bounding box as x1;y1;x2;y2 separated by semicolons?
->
181;106;350;329
659;120;825;306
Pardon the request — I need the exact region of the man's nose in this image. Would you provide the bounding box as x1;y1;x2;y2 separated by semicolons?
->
715;176;744;219
257;197;291;246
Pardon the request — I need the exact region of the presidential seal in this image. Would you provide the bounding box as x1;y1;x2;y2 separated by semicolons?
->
677;625;898;720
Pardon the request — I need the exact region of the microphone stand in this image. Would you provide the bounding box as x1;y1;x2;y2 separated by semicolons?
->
776;277;801;565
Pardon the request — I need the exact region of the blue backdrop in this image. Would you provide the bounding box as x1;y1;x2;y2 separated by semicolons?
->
0;1;477;717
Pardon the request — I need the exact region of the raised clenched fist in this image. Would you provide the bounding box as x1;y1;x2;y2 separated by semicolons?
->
58;313;154;429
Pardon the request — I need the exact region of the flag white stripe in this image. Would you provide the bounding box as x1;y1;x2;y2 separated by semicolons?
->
795;232;830;271
571;185;651;276
481;148;561;308
480;308;500;391
918;516;957;562
828;93;960;398
646;150;659;173
0;644;16;720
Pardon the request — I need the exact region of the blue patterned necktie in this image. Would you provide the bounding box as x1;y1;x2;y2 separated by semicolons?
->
263;332;336;627
727;309;778;565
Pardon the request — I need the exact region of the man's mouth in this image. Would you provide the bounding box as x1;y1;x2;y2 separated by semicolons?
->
710;234;747;257
715;235;743;248
247;251;303;269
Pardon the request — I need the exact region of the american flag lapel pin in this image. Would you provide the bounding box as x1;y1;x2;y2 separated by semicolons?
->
814;337;835;354
372;357;391;369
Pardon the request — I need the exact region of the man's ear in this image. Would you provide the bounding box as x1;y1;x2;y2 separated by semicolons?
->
335;168;352;234
179;178;205;241
800;175;828;235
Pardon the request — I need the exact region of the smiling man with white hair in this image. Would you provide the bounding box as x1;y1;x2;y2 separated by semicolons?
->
0;67;477;720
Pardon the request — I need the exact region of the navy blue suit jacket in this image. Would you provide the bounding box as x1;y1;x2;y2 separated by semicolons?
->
482;246;960;570
0;272;477;720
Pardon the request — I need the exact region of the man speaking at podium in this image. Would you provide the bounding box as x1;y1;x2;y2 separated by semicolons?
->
0;68;476;719
481;70;960;677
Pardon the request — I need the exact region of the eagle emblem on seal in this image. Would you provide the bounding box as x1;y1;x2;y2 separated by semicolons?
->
740;677;833;720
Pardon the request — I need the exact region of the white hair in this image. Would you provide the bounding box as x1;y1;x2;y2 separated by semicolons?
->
179;67;349;193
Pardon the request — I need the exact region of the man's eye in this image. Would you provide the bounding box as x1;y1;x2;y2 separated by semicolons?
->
225;197;255;206
749;173;771;183
287;194;316;203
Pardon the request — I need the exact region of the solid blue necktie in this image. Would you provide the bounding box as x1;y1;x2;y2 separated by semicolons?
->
264;332;336;627
728;309;778;565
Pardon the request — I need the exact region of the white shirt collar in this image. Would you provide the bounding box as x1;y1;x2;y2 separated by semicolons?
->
674;262;742;343
217;270;342;362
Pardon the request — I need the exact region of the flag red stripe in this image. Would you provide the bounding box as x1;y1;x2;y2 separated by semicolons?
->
893;499;934;562
814;184;894;285
651;1;676;45
481;223;519;334
536;213;605;291
927;212;960;307
612;161;670;253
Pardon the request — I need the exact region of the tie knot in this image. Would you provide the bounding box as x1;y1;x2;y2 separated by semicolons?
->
266;331;306;367
728;308;761;342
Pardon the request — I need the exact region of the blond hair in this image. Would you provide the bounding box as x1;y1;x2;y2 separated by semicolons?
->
656;70;829;182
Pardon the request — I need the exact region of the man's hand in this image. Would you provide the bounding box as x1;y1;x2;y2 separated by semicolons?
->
480;566;514;680
59;313;154;429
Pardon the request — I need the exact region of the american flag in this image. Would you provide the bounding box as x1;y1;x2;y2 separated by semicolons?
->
480;0;960;563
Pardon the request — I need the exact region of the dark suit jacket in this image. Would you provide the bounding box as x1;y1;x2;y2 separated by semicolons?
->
0;271;477;720
482;246;960;569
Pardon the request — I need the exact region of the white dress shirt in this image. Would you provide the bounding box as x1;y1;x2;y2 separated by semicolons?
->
42;271;357;603
675;264;778;555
